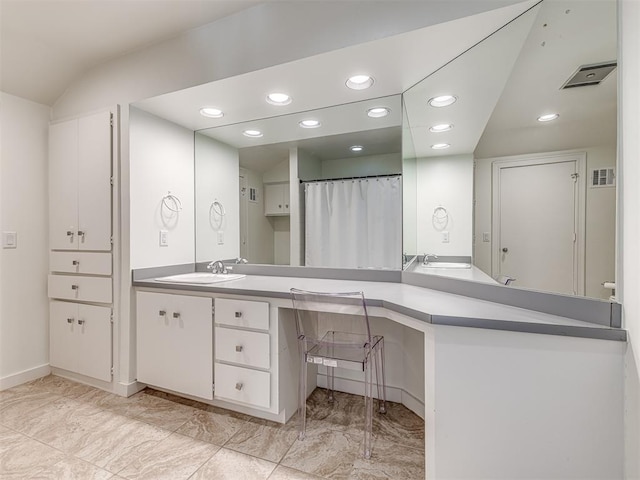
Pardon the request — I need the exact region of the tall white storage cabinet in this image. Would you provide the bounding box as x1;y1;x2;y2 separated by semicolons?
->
48;109;116;384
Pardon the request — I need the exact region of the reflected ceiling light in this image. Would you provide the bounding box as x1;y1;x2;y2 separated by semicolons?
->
266;93;292;105
346;75;374;90
350;145;364;152
299;119;321;128
429;123;453;133
367;107;390;118
537;113;559;122
243;129;263;138
431;143;451;150
428;95;457;107
199;107;224;118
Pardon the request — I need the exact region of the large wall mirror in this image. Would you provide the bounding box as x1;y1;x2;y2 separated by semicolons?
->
403;0;617;299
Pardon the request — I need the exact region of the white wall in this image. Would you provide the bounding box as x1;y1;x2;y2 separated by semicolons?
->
320;153;401;179
195;135;240;263
0;92;51;388
416;154;473;256
432;325;624;480
241;167;274;264
474;146;617;299
620;1;640;477
129;108;194;268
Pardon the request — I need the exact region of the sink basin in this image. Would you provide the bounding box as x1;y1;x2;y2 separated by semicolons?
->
154;272;246;284
421;262;471;269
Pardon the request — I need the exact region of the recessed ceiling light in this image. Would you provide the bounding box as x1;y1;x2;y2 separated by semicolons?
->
428;95;457;107
266;93;292;106
346;75;374;90
350;145;364;152
429;123;453;133
367;107;390;118
299;119;321;128
431;143;451;150
243;129;263;138
199;107;224;118
537;113;559;122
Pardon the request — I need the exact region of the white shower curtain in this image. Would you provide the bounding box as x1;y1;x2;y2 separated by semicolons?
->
304;175;402;269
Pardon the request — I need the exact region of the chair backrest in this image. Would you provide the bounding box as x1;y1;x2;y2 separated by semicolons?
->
290;288;372;343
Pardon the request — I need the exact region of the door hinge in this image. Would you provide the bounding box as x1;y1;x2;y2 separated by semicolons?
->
110;313;114;324
110;113;114;127
573;232;577;242
212;305;215;318
110;366;114;375
110;236;113;245
212;382;215;392
110;176;114;186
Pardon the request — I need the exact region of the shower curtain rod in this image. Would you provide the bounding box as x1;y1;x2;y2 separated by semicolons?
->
300;173;401;184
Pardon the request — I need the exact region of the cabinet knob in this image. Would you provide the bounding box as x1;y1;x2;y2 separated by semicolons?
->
235;345;243;352
278;204;282;208
77;231;85;237
67;318;74;324
71;284;79;290
173;312;181;319
72;260;80;266
502;247;509;253
235;382;243;391
77;319;85;325
66;231;74;237
159;310;166;316
235;311;242;318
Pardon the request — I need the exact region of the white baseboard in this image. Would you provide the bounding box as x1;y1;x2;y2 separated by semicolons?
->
0;364;51;390
114;381;145;397
316;373;424;419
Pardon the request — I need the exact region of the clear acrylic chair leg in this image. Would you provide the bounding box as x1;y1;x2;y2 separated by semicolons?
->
363;351;373;459
375;338;387;414
298;343;308;441
327;341;335;403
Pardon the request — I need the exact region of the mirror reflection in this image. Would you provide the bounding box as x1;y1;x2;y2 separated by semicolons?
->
195;96;403;268
402;0;617;299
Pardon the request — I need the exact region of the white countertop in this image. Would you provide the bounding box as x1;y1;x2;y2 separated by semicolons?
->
133;271;625;341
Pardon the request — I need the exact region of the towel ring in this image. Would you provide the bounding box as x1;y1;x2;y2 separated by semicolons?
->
210;200;226;218
162;192;182;213
432;205;449;230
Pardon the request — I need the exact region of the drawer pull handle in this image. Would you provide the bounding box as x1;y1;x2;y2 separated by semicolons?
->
235;382;243;391
67;318;74;324
173;312;181;319
235;345;243;352
77;319;85;326
71;284;79;290
159;310;166;316
235;311;242;318
66;231;74;237
77;231;85;237
72;260;80;266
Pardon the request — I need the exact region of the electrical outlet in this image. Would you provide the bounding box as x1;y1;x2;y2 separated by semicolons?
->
442;231;450;243
2;231;17;249
217;231;224;245
159;230;168;246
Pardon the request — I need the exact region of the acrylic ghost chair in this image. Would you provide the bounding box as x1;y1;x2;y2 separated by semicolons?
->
290;288;387;459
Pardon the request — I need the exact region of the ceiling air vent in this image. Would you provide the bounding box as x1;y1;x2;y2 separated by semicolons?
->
561;61;617;89
591;168;616;188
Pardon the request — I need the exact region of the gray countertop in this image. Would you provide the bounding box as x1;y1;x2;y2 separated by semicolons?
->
133;269;626;342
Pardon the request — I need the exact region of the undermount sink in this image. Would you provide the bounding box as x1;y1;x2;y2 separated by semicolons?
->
154;272;246;284
421;262;471;269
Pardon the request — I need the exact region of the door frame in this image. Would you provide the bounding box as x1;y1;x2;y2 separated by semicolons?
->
491;151;587;295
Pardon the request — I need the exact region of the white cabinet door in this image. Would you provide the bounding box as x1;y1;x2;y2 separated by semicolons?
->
49;111;112;251
77;304;112;382
137;292;213;400
78;111;112;251
50;301;112;382
49;119;79;250
264;183;289;216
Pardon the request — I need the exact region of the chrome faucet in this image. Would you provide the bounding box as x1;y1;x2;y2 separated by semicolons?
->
424;253;438;262
207;260;228;274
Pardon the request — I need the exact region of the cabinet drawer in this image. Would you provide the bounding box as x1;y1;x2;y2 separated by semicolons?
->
48;274;112;303
215;298;269;331
215;328;270;369
215;363;270;409
50;251;112;275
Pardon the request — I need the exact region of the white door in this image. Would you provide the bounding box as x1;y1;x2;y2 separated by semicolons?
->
78;111;112;251
76;304;112;382
494;155;584;295
49;119;79;250
50;301;78;372
264;183;284;215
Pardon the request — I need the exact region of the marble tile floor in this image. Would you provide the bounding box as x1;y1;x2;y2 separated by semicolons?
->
0;375;425;479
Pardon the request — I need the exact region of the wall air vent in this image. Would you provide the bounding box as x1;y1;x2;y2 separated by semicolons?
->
591;168;616;188
561;61;617;89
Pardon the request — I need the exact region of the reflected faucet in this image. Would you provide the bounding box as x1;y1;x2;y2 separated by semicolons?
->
424;253;438;263
235;257;248;264
207;260;228;274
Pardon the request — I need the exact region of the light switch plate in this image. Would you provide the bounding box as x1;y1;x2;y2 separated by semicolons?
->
159;230;168;247
482;232;491;242
217;231;224;245
2;231;17;249
442;231;450;243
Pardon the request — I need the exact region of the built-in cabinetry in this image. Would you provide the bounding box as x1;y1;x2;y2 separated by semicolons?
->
136;292;213;399
264;183;290;216
48;109;115;384
135;290;298;421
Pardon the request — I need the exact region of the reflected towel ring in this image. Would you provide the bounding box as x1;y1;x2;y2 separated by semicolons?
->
162;192;182;213
432;205;449;230
210;200;226;218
